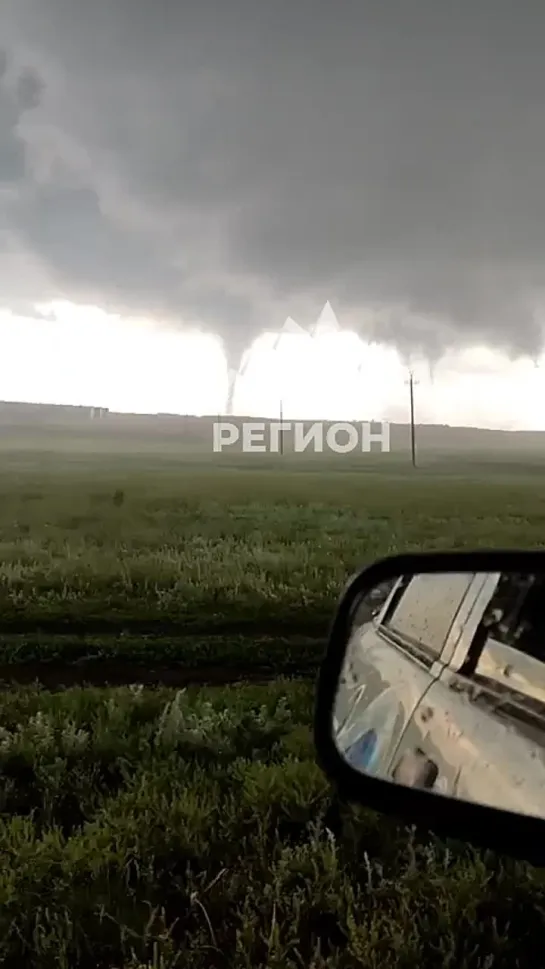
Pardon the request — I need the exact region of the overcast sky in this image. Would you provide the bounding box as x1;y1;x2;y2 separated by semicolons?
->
3;0;545;372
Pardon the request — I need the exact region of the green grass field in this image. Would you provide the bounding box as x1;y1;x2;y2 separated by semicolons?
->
2;437;545;967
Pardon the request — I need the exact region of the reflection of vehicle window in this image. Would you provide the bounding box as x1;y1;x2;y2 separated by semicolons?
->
479;573;539;651
380;573;476;663
515;581;545;660
347;578;398;632
471;574;545;711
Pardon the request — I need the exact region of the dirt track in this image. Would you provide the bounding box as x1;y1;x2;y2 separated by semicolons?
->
0;597;383;691
0;661;316;690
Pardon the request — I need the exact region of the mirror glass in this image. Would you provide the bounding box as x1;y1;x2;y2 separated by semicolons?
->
333;568;545;819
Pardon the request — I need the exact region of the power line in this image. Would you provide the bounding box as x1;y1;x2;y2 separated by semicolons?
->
405;370;419;467
273;316;317;456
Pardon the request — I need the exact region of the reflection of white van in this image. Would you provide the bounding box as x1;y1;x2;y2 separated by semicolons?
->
334;571;545;818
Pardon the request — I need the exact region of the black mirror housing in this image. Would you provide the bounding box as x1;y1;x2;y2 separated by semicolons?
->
314;548;545;866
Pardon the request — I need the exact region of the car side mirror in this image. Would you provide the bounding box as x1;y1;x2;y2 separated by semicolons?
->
314;549;545;866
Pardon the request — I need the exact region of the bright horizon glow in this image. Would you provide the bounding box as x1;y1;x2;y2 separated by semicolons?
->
0;300;544;431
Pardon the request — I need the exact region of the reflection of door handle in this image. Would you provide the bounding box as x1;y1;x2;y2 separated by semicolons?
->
392;749;438;789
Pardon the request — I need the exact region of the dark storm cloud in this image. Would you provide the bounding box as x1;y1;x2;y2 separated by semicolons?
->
0;50;32;183
3;0;545;364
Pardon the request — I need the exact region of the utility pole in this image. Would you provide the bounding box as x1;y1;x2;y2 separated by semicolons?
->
279;398;284;456
405;371;419;468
